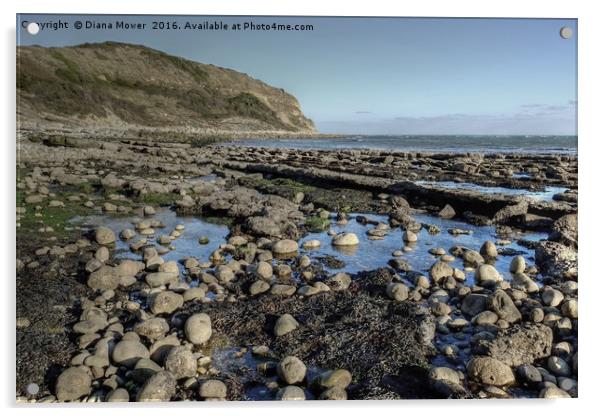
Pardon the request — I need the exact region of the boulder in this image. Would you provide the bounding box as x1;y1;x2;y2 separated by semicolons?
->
461;294;489;317
277;356;307;384
319;369;352;389
55;366;92;402
467;356;515;386
112;340;150;367
272;239;299;254
184;313;212;345
429;261;453;283
493;201;529;224
137;371;177;402
95;226;116;245
479;241;497;258
134;318;170;340
199;380;227;399
164;346;196;379
332;232;360;246
535;241;578;280
87;266;119;290
438;204;456;219
549;214;578;249
488;290;522;323
274;313;299;337
276;385;305;400
475;264;502;285
149;291;183;315
472;323;553;366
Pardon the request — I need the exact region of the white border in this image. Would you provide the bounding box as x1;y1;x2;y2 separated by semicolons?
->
2;1;600;415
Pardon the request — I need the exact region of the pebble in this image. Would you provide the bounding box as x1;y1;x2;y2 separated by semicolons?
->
326;272;351;291
255;261;273;279
516;364;542;385
561;299;578;319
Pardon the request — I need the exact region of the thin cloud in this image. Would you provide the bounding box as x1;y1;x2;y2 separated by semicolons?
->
317;110;576;135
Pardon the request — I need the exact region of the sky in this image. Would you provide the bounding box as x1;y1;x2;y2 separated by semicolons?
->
17;14;577;135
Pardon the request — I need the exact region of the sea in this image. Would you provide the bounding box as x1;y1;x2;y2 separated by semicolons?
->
221;135;577;155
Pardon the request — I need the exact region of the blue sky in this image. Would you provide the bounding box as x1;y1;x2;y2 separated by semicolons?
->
18;15;577;135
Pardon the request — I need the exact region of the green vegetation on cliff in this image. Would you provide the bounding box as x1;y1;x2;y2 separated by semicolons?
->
17;42;315;133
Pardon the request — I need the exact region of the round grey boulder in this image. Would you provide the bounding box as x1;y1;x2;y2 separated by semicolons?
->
87;266;119;291
332;232;359;246
184;313;212;345
106;388;129;402
274;313;299;337
277;356;307;384
199;379;227;399
95;226;116;245
150;291;184;315
276;385;305;400
112;340;150;367
55;366;92;402
134;318;170;340
467;356;515;386
319;369;352;389
272;239;299;254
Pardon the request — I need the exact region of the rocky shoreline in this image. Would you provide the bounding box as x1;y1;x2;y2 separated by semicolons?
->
16;135;578;402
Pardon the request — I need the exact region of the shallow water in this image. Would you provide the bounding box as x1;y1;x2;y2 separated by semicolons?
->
77;208;546;287
211;347;322;400
299;213;547;285
75;208;549;397
75;209;230;275
416;180;568;202
222;135;577;155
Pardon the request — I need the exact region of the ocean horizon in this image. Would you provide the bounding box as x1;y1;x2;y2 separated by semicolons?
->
224;134;578;154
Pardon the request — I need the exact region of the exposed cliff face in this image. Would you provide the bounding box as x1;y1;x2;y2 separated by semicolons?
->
17;42;316;134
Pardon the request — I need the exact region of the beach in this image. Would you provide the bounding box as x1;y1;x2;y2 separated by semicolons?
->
16;134;578;401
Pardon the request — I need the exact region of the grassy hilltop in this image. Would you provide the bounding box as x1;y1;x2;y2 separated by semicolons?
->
17;42;316;136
